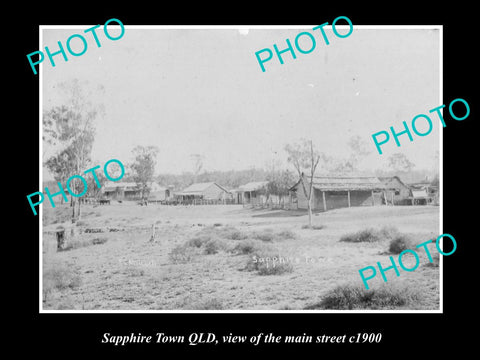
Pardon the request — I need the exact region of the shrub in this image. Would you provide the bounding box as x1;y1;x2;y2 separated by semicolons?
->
302;224;325;230
196;225;248;241
193;298;224;310
169;244;197;264
220;227;248;240
232;240;262;255
252;231;275;242
84;228;104;233
92;237;108;245
229;230;249;240
43;262;82;292
379;225;400;239
277;230;296;240
203;238;229;255
305;283;421;310
339;226;400;243
339;228;382;243
389;234;414;254
185;233;230;254
186;235;212;248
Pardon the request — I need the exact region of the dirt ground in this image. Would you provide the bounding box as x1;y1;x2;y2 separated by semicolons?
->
41;203;440;311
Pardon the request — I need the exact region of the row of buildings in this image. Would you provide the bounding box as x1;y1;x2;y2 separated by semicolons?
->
291;175;438;210
101;175;438;210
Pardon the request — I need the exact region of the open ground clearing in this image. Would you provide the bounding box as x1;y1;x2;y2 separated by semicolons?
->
42;203;440;310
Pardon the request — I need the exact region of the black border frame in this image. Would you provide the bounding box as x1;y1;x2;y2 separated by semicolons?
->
15;3;476;355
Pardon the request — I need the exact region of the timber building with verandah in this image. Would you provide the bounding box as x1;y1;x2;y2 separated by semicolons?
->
290;175;396;211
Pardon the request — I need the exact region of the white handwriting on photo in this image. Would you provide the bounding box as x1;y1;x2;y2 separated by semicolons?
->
118;258;158;268
253;255;333;267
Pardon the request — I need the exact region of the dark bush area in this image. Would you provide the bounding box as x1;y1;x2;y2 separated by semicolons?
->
304;283;421;310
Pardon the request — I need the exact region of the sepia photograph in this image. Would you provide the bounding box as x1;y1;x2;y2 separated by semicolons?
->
39;25;441;312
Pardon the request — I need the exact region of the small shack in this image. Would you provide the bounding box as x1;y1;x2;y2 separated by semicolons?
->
175;182;231;204
147;183;172;202
290;175;387;211
102;182;140;200
411;189;430;205
378;176;412;205
409;182;439;205
103;182;170;201
238;181;269;205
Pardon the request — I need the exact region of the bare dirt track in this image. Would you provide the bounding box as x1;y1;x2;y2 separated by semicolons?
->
42;203;440;311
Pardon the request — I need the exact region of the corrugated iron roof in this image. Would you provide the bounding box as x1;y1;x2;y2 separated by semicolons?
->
103;182;168;192
292;175;386;191
177;182;230;195
181;182;216;192
103;182;138;192
378;176;411;190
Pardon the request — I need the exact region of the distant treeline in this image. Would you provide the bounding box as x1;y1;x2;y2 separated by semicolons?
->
155;168;271;190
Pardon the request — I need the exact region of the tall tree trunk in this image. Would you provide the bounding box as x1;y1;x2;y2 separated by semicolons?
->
71;197;76;222
307;173;315;227
307;199;312;227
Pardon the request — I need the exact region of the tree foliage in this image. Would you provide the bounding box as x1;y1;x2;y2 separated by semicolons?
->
156;168;270;191
43;79;102;219
130;145;160;198
266;169;295;197
387;153;416;173
329;135;371;174
285;139;325;226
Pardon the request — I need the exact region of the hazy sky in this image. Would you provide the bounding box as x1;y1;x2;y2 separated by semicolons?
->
42;26;440;179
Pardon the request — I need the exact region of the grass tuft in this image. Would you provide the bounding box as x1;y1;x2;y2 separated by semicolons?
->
277;229;296;240
304;283;421;310
175;296;224;310
221;227;249;240
251;230;275;242
339;226;400;243
339;228;382;243
231;240;263;255
388;234;415;254
169;244;198;264
302;224;325;230
203;238;229;255
43;261;82;302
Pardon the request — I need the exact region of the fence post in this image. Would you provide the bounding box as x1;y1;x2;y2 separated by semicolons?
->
56;229;67;251
149;223;156;242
